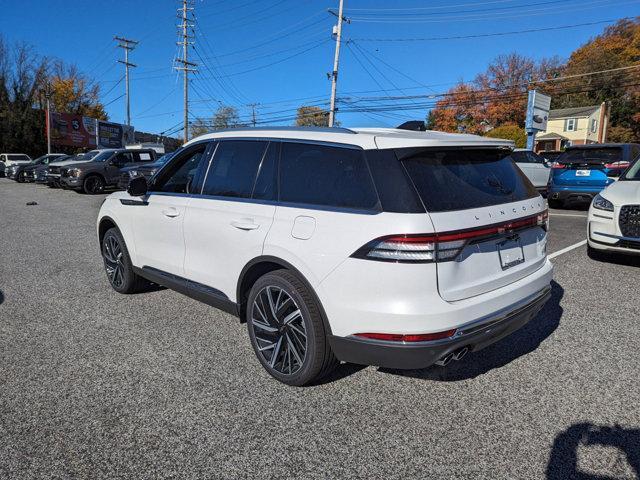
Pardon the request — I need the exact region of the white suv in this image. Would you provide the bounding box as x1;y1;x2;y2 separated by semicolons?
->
97;127;554;385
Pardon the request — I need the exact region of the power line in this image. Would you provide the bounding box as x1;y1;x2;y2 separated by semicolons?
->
349;18;629;42
347;0;629;23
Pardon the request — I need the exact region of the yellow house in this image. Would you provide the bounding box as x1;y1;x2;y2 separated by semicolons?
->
534;103;609;153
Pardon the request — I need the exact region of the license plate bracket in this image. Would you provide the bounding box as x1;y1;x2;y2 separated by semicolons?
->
497;236;525;271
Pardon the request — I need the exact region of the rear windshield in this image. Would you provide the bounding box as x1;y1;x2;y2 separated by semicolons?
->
398;148;538;213
559;148;622;164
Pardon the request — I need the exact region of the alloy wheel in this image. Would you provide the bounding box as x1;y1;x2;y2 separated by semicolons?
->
86;177;104;193
250;286;308;375
102;235;124;289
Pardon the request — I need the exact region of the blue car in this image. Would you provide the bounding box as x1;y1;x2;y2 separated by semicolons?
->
548;143;640;208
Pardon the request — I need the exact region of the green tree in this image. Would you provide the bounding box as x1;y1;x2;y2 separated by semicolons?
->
485;124;527;148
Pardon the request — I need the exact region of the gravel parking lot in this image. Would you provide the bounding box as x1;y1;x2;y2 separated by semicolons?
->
1;178;639;479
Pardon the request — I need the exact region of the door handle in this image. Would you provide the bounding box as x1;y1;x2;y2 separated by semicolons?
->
231;220;259;231
162;207;180;218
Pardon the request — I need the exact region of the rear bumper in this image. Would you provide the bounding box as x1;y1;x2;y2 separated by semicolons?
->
548;186;603;203
328;286;551;369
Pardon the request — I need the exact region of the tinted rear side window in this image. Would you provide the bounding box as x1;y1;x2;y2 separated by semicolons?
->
279;142;379;210
399;148;538;213
366;149;423;213
202;140;268;198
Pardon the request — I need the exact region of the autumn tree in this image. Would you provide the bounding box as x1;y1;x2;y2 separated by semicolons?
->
47;61;107;120
429;54;561;134
552;17;640;141
295;105;331;127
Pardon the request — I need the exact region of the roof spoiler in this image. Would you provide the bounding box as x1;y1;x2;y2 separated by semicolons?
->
396;121;427;132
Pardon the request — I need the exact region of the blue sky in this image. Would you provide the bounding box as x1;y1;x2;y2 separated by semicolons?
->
1;0;638;137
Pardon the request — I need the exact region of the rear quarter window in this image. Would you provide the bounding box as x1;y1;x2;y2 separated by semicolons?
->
279;142;379;211
398;148;538;213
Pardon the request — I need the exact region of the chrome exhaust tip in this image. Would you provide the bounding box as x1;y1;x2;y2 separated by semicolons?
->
435;352;454;366
453;346;469;361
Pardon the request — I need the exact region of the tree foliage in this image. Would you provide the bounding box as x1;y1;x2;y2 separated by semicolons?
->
485;124;527;148
553;18;640;140
429;53;561;134
0;35;107;157
212;105;241;130
295;105;331;127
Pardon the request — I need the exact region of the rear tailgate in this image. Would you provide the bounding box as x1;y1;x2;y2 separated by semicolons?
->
398;147;548;302
552;163;611;188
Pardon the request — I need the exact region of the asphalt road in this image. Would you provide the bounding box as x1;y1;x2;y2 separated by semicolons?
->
1;178;639;479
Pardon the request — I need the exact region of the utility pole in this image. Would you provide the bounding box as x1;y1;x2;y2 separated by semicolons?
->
115;36;138;126
248;103;259;127
174;0;198;143
43;83;52;154
328;0;347;127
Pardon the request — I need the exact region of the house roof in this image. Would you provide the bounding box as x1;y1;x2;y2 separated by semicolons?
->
536;132;569;140
549;105;600;120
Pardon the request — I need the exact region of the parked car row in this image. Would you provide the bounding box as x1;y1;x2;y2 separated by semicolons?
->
3;148;175;194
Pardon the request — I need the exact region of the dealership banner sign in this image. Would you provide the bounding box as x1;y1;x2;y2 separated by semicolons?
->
97;121;135;149
50;113;97;148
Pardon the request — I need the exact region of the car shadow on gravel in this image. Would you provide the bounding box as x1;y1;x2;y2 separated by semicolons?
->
546;422;640;479
0;289;4;305
378;280;564;382
588;250;640;268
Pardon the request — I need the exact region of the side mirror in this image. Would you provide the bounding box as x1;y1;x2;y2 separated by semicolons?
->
127;176;148;197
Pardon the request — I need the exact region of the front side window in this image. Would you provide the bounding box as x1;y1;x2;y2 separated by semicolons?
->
152;143;210;194
201;140;268;198
279;142;379;210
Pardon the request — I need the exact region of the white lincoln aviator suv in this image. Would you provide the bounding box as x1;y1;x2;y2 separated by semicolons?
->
97;127;554;385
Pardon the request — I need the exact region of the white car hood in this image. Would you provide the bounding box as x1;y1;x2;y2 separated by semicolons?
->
601;180;640;204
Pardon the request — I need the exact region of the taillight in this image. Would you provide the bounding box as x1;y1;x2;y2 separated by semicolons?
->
551;162;565;169
352;211;548;263
355;330;457;342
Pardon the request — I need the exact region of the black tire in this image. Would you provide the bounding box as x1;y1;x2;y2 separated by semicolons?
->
101;227;148;294
548;199;563;209
246;269;338;386
17;171;26;183
83;175;105;194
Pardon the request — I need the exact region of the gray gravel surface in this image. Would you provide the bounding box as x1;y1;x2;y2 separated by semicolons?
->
1;179;639;479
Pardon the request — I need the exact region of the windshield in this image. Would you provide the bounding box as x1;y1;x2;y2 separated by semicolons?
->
398;148;538;212
559;148;622;164
156;152;174;165
622;159;640;181
92;151;116;162
8;154;30;161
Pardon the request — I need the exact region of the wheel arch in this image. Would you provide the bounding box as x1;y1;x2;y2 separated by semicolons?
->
236;256;333;334
98;215;118;247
